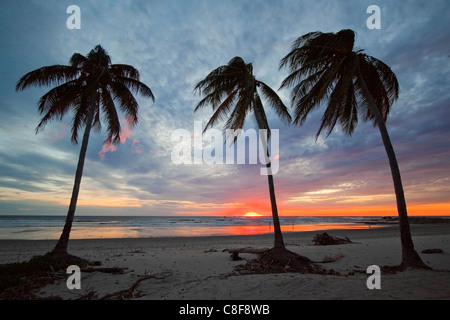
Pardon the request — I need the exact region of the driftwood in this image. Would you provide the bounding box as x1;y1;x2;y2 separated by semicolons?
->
223;247;270;261
313;232;353;246
81;267;127;274
421;248;443;254
230;247;342;275
75;271;173;300
222;247;342;263
101;271;173;300
319;253;343;263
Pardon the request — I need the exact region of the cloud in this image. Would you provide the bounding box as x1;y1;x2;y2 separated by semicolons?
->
97;118;135;160
51;125;67;144
1;0;449;216
98;143;117;160
131;139;143;154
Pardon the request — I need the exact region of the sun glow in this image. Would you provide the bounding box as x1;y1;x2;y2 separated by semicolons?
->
243;211;263;217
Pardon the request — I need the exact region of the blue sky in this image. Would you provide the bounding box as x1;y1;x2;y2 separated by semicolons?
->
0;0;449;216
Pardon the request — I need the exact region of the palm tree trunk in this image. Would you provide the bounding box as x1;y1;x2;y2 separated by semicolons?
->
267;171;285;248
358;73;430;269
52;104;96;254
259;130;285;249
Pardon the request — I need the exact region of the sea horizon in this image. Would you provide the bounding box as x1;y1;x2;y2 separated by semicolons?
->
1;214;447;241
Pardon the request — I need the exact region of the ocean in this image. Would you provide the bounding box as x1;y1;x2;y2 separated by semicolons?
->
0;215;383;240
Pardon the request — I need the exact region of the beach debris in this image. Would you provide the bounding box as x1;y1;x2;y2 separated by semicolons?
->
0;251;99;300
313;232;353;246
105;271;173;300
127;249;146;254
80;267;127;274
222;247;270;261
224;246;344;275
79;271;174;300
319;253;343;263
230;246;341;275
285;243;301;247
421;248;443;254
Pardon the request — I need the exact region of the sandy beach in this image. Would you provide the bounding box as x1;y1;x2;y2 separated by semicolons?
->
1;224;449;300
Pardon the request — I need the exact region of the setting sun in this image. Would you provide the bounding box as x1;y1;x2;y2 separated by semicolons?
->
243;211;263;217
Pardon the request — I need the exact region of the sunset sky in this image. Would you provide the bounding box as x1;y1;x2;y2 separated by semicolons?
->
0;0;449;217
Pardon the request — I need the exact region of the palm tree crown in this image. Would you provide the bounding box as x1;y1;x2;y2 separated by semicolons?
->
280;29;398;138
17;45;154;144
195;56;291;135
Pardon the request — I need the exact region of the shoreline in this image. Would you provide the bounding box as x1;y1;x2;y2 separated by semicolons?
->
0;215;448;241
0;223;395;250
1;224;449;300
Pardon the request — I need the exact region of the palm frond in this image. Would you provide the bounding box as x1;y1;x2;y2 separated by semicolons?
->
291;57;344;125
69;94;92;144
108;80;139;126
280;28;399;140
356;54;398;124
87;45;112;67
117;77;155;101
110;64;140;80
253;94;270;133
100;87;121;144
194;78;237;112
36;80;80;115
16;65;80;91
18;45;153;146
69;53;89;68
201;89;238;132
316;54;359;137
257;81;291;125
224;87;252;131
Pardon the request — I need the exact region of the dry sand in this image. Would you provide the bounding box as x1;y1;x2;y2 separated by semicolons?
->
1;224;449;300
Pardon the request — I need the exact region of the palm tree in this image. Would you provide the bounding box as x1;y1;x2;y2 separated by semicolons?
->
279;29;429;269
194;56;291;250
16;45;154;256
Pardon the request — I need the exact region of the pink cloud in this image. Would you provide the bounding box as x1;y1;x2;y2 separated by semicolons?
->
118;118;133;144
50;124;67;143
131;139;143;154
150;149;162;155
98;118;137;160
98;142;118;160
